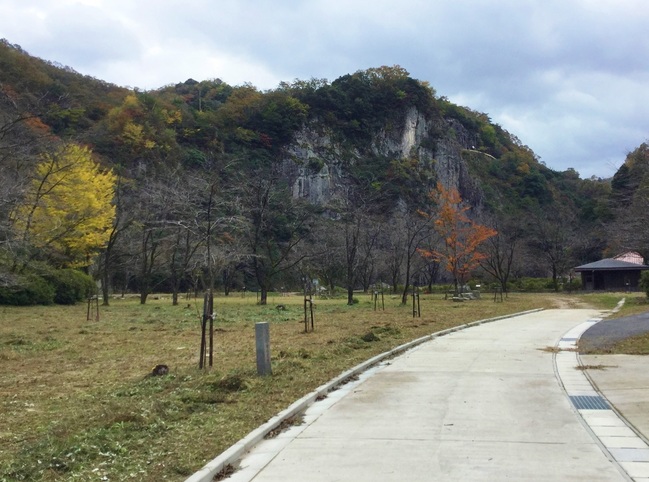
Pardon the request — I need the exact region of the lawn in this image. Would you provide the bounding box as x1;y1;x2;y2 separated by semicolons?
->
580;292;649;355
0;291;621;481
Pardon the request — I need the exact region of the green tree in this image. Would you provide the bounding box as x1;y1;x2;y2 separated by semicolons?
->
99;93;182;167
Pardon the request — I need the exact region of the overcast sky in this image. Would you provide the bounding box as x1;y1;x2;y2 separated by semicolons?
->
1;0;648;179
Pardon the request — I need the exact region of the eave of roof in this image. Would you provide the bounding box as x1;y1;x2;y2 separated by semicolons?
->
574;258;649;271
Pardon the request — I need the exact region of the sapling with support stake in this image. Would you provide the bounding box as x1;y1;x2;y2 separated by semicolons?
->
373;286;385;311
303;277;315;332
304;294;314;332
198;290;214;369
412;284;421;318
87;294;100;321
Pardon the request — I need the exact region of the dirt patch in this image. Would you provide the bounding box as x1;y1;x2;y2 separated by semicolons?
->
551;297;595;310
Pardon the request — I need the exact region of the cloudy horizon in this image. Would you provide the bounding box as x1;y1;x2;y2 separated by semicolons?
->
1;0;648;179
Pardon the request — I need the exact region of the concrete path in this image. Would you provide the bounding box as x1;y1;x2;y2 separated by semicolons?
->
581;355;649;442
581;354;649;479
557;318;649;480
220;309;640;481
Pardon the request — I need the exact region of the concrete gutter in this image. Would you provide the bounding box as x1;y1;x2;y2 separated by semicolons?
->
185;308;543;482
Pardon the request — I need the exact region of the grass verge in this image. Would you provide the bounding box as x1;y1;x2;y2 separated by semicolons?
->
0;291;607;480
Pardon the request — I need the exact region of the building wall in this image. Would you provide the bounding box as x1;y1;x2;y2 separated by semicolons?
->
580;270;642;291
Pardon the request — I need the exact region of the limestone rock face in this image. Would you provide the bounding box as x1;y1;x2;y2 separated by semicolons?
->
372;106;430;159
283;106;483;210
285;128;347;205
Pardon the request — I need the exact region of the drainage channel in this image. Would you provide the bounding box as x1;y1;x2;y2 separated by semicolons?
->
555;315;649;481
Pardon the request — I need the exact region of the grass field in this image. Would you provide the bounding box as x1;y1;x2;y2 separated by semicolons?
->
0;291;636;481
581;292;649;355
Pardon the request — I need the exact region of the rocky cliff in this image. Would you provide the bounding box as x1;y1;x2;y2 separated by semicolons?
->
284;105;484;210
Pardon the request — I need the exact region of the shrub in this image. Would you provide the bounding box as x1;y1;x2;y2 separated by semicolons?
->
564;278;582;292
511;277;552;292
428;284;453;294
0;275;55;305
45;269;96;305
640;271;649;298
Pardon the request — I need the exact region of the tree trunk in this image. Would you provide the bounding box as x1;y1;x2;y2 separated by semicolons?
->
171;270;180;306
345;251;356;304
552;266;559;292
400;284;409;305
100;260;110;306
328;282;335;294
400;263;411;305
260;286;268;305
390;265;400;294
500;277;508;293
347;286;354;305
222;268;233;296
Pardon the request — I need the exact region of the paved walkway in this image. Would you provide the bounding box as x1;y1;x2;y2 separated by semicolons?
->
191;309;649;481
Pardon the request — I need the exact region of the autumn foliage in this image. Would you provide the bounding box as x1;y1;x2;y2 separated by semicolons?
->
419;182;497;293
14;144;117;267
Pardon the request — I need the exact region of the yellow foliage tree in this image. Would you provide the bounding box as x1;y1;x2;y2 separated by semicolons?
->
15;144;117;267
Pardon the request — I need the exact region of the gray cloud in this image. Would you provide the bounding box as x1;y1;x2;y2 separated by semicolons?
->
1;0;648;178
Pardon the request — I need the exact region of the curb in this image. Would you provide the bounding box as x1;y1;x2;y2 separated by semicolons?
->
550;299;649;481
186;308;544;482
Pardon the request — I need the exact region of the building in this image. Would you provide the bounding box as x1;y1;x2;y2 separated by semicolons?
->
574;254;649;291
614;251;645;265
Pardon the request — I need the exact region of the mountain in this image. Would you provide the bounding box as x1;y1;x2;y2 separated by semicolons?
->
0;39;632;302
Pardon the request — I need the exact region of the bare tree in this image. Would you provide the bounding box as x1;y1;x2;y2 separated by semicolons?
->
399;210;432;304
124;178;172;304
358;221;382;292
306;219;345;295
381;220;405;294
96;173;135;305
176;162;246;299
480;215;524;293
416;229;442;291
240;170;315;305
322;185;383;306
608;183;649;256
0;88;57;276
341;207;380;305
527;211;577;291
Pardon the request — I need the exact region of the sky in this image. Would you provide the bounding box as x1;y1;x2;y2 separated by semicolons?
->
1;0;648;180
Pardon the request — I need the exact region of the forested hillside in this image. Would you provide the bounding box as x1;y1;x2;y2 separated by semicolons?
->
0;38;640;305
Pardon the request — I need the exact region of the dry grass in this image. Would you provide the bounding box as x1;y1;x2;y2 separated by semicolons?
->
575;364;612;370
538;346;576;353
613;295;649;318
590;332;649;355
576;292;649;355
0;292;567;480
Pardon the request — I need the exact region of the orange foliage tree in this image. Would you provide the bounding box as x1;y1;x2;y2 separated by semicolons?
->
419;182;497;294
